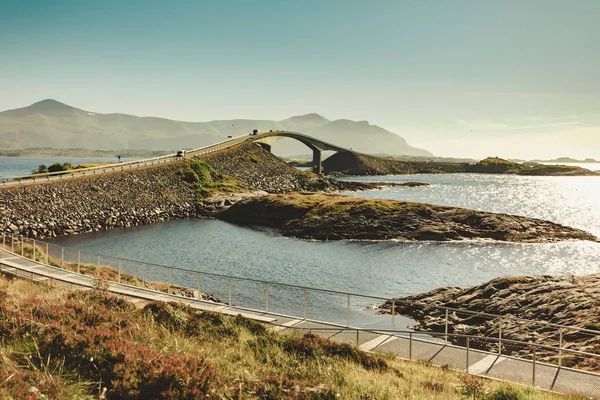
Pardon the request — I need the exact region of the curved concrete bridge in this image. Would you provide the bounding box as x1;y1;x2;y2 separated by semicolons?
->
249;130;353;174
1;130;351;185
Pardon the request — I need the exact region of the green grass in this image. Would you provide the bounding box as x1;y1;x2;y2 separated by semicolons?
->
177;159;247;200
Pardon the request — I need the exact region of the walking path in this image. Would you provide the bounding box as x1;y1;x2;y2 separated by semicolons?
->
1;248;598;399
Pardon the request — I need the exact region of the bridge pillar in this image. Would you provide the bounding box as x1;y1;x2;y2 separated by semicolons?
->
312;149;322;174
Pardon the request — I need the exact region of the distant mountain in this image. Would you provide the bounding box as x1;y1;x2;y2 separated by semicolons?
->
0;100;432;157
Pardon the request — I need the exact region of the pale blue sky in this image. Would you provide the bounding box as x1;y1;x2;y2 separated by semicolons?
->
1;0;599;158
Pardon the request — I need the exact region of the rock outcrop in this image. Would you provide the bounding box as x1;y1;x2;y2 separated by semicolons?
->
465;157;598;176
379;275;600;370
322;152;465;176
216;193;597;242
323;153;599;177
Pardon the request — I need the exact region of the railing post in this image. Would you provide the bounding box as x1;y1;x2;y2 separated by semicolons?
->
409;332;413;360
346;294;351;327
391;299;395;330
118;259;122;283
20;236;24;256
444;308;449;344
32;239;36;261
466;337;470;373
265;283;269;313
303;288;307;319
197;272;201;299
356;329;359;345
498;318;502;355
168;267;172;292
228;277;232;306
558;329;563;368
77;251;81;274
532;346;536;386
11;234;14;253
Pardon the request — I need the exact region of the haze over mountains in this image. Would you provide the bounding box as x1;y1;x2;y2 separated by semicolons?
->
0;100;432;157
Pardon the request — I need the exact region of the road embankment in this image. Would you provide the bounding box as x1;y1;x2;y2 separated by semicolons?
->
0;143;368;238
0;163;197;238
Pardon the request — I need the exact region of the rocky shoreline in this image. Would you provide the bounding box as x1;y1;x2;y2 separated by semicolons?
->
0;143;402;238
379;274;600;370
216;193;597;242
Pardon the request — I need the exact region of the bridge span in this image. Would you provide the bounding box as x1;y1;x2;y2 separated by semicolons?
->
1;130;351;186
248;130;353;174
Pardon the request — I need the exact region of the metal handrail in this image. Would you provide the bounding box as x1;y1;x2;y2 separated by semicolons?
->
388;299;600;336
3;232;600;343
1;154;176;183
282;325;600;366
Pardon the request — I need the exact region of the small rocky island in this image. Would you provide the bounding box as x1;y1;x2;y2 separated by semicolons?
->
465;157;599;176
322;152;599;176
216;193;597;242
379;274;600;370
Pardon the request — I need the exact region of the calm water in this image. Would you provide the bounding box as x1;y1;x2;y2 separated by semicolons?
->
44;173;600;328
0;156;136;179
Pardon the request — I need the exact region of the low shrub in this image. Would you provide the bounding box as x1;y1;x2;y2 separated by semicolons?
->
143;301;191;331
283;333;388;372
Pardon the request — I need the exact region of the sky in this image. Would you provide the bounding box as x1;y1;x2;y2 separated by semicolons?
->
1;0;599;159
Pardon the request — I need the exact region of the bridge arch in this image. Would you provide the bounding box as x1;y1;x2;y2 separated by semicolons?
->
249;130;352;174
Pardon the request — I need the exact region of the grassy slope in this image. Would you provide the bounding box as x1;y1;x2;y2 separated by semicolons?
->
0;276;582;400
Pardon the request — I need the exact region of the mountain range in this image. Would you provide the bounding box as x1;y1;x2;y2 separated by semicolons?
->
0;99;432;157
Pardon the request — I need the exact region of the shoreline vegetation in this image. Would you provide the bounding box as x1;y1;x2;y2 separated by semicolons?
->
0;276;584;399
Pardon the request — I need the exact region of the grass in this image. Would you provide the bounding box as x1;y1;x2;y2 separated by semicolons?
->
268;193;420;218
0;275;584;400
177;159;247;200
